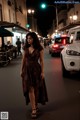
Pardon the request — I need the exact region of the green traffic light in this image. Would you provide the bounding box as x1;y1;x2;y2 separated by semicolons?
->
26;24;30;28
41;3;47;9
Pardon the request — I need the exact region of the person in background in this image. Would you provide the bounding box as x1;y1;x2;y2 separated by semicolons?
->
20;32;48;118
44;39;47;48
16;38;21;55
7;41;13;50
6;41;13;59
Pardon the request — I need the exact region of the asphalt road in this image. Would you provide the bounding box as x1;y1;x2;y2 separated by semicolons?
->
0;48;80;120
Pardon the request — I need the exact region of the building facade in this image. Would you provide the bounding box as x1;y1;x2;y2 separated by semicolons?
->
0;0;28;47
49;4;80;37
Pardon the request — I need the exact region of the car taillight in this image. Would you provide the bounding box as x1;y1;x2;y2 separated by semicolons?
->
52;44;59;48
62;39;66;45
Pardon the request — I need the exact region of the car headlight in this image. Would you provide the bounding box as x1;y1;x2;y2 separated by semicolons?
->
66;50;80;56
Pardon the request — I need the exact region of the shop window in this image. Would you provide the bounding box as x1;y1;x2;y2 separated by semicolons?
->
76;31;80;40
7;0;12;6
19;6;23;13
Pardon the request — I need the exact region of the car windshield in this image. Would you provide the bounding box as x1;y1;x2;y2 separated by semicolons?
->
55;37;70;44
76;31;80;40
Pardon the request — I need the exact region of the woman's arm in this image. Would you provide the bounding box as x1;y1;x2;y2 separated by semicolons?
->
39;50;44;79
20;51;26;76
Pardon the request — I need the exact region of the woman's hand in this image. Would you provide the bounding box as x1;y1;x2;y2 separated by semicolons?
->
41;72;44;80
20;71;23;78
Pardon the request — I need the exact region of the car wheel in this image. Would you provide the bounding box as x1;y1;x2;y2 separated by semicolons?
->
51;52;54;57
61;58;70;77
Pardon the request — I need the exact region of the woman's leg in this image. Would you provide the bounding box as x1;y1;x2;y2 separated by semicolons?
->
35;88;38;109
29;87;36;113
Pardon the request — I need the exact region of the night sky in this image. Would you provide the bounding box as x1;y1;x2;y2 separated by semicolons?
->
26;0;56;36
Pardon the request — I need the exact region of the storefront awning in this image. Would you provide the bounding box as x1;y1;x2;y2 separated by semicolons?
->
0;21;29;33
0;27;14;37
59;22;80;31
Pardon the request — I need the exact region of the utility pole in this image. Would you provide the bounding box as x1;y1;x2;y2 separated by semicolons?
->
41;3;59;30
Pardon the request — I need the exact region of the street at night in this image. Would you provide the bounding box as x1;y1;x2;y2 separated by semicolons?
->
0;0;80;120
0;47;80;120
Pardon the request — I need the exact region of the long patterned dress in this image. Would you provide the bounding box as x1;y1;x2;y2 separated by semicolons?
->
22;46;48;105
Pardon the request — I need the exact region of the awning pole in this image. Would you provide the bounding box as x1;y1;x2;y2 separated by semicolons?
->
2;37;5;48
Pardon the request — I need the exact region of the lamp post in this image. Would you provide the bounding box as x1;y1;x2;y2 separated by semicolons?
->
27;9;35;31
41;3;58;31
55;5;58;30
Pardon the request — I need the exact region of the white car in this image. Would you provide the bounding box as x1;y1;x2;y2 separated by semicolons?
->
61;41;80;77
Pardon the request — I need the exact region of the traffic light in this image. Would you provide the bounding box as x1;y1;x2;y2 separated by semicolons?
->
26;24;30;28
40;3;47;9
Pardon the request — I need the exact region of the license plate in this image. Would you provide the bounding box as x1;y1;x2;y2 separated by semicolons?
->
60;45;64;48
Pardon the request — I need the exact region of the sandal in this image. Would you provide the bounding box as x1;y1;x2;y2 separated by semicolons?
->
31;109;37;119
36;107;39;112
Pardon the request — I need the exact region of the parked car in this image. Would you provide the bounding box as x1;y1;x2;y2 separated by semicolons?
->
49;35;70;56
61;26;80;77
61;40;80;77
68;26;80;43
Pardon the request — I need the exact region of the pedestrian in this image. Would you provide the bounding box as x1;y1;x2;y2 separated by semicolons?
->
7;41;12;50
44;39;46;48
16;38;21;55
20;32;48;118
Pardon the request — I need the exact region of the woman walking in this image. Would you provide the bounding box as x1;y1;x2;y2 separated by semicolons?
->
20;32;48;118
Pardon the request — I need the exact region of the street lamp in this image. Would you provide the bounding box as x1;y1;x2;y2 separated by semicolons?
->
69;14;78;23
28;9;35;14
27;9;35;31
69;4;78;23
73;14;78;21
41;3;58;30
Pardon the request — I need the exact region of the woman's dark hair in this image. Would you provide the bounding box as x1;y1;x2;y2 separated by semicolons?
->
25;32;42;49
